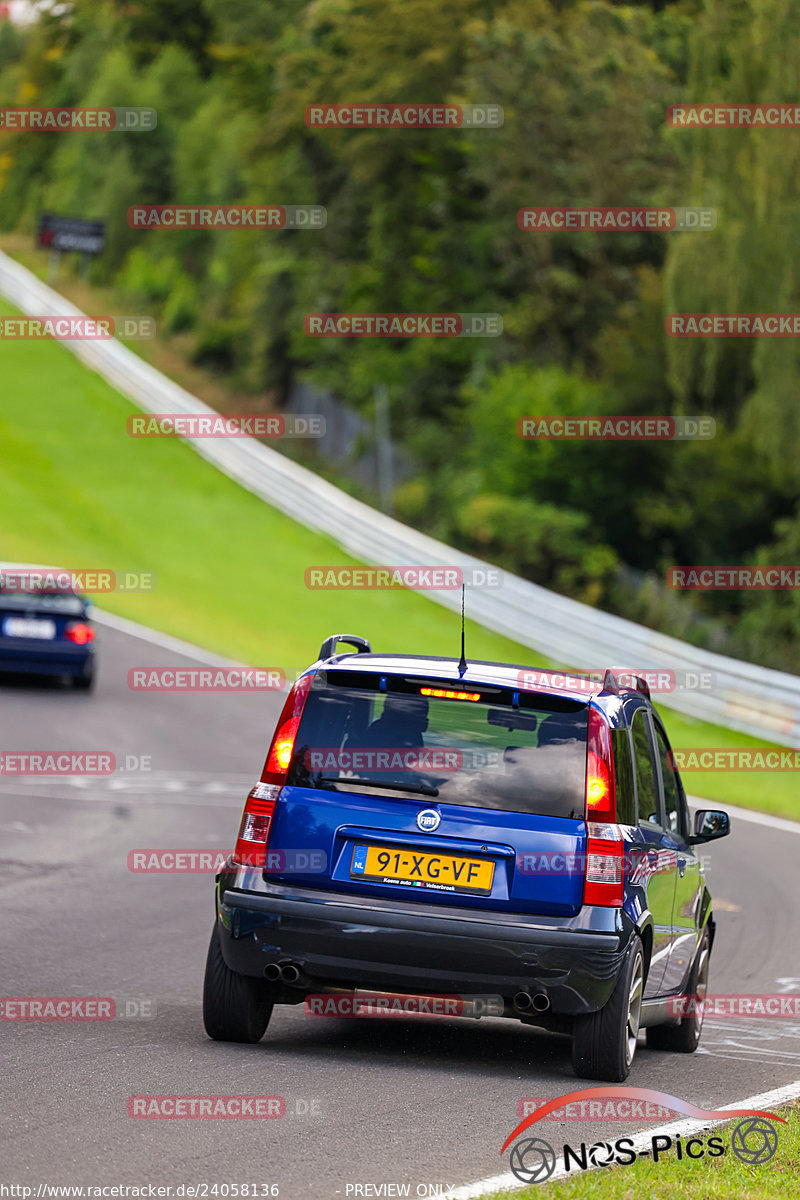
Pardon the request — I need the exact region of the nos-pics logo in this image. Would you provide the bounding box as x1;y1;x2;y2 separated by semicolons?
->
502;1087;783;1183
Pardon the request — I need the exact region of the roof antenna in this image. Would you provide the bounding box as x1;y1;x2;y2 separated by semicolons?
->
458;583;468;676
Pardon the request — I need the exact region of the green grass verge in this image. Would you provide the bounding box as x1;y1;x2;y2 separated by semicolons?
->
478;1101;800;1199
0;293;796;821
0;298;553;674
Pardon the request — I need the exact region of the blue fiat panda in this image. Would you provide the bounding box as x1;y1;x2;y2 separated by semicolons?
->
203;635;729;1080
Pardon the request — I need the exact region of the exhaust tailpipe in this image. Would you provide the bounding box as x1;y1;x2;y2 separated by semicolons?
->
279;962;303;986
513;990;550;1014
264;963;282;982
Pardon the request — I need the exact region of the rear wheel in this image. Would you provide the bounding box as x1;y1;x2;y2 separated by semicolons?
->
202;923;273;1043
572;935;644;1081
71;663;94;691
646;927;710;1053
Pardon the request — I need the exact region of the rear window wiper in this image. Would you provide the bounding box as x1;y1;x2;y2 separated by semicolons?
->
317;775;439;798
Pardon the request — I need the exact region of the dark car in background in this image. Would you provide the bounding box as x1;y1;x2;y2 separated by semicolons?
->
204;635;730;1080
0;565;95;690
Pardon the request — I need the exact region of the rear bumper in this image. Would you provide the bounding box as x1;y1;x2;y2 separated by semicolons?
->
215;871;635;1015
0;642;92;677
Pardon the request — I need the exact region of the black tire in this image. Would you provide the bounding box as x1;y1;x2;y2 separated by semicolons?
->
202;923;273;1043
572;935;644;1081
72;664;95;691
646;927;710;1053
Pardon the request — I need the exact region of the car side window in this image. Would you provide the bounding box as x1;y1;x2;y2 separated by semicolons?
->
653;722;683;837
631;709;660;826
611;728;636;825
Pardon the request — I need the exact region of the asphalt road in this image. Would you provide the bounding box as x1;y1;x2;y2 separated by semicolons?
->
2;617;799;1198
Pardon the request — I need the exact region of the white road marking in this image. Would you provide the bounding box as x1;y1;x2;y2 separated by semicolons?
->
0;771;250;807
91;608;256;669
698;1019;800;1064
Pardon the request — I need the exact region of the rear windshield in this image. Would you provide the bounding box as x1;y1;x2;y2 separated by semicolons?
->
0;590;84;616
287;676;588;819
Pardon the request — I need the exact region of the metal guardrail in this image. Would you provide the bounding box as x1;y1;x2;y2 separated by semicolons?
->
2;248;799;746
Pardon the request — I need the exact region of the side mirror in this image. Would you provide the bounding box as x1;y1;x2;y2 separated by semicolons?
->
689;808;730;845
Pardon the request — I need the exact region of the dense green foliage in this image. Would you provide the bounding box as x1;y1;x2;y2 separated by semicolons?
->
0;0;797;670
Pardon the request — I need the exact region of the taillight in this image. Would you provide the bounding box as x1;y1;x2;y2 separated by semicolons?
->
585;706;616;822
261;672;315;785
232;783;280;867
583;822;624;907
64;622;94;645
230;673;316;868
231;674;315;870
583;708;622;905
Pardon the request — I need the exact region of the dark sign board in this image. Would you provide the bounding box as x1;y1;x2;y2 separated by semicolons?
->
38;213;106;256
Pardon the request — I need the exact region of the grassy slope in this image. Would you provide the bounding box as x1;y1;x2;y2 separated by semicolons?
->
0;295;796;819
0;299;551;671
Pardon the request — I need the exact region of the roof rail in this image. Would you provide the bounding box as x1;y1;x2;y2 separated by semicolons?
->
318;634;372;662
602;668;651;701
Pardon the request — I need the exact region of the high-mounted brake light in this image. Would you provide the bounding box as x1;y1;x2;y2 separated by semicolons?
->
64;622;94;645
419;688;480;701
583;708;623;906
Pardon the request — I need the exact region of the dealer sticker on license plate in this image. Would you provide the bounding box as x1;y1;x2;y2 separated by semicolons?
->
1;617;56;640
350;843;494;895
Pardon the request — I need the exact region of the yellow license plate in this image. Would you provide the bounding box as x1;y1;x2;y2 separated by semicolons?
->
350;844;494;895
